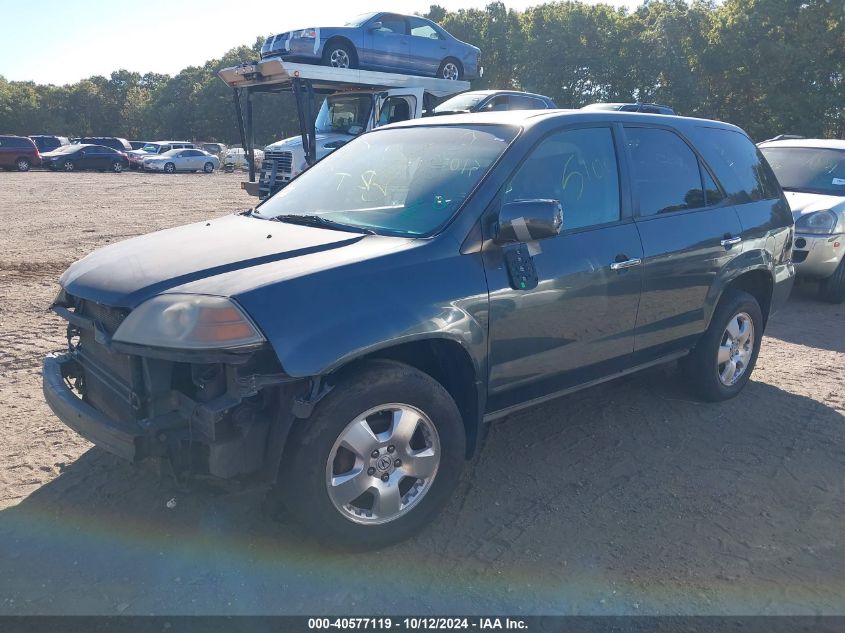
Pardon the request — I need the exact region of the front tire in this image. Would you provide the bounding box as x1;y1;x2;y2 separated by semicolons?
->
62;160;75;172
437;58;462;80
16;157;31;172
279;359;465;549
322;42;356;69
683;289;763;402
818;257;845;304
164;162;175;174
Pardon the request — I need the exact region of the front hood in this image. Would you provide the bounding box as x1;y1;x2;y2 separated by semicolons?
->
265;133;349;152
59;213;399;308
784;191;845;219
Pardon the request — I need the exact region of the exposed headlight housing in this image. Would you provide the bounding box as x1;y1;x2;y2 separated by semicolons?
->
299;28;317;38
113;294;265;350
795;210;838;235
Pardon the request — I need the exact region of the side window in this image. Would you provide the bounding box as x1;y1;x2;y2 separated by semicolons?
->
691;126;781;203
480;96;509;112
378;15;407;35
505;127;621;231
378;96;415;125
625;127;705;216
702;167;726;206
506;95;546;110
409;18;440;39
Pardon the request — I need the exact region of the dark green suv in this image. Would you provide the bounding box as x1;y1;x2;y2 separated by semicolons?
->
43;110;794;548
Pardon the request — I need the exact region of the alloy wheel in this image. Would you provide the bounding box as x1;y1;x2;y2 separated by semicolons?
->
329;49;350;68
326;403;441;525
717;311;754;386
442;62;459;80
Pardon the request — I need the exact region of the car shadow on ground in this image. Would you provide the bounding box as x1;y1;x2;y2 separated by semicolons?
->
1;363;844;616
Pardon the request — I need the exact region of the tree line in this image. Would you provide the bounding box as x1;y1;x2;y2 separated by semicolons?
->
1;0;843;145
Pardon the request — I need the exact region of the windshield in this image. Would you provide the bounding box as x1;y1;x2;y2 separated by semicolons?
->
345;12;377;27
256;124;517;237
141;144;162;152
434;93;488;114
315;94;373;135
159;149;180;157
760;147;845;196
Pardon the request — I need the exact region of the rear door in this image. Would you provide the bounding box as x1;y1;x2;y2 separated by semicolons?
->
624;125;743;358
408;17;445;75
365;14;410;72
484;124;644;414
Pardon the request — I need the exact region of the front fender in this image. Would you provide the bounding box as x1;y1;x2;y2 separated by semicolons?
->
235;245;490;382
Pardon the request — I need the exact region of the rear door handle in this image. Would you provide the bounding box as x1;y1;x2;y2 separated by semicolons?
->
610;257;642;270
720;236;742;247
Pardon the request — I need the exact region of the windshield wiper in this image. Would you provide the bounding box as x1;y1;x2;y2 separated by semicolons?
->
272;214;376;235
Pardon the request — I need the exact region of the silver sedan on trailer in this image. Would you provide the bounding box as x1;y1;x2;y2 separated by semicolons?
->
143;149;220;174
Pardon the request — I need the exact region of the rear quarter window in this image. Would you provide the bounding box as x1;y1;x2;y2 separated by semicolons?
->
689;126;782;203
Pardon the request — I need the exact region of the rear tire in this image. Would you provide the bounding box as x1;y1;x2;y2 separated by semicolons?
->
818;257;845;304
437;58;462;80
278;359;465;550
203;162;214;173
16;157;31;172
111;161;123;173
322;41;356;69
683;289;763;402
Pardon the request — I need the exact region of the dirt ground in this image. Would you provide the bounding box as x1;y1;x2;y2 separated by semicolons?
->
0;170;843;616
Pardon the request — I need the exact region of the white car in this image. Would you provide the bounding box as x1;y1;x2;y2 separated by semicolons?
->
759;138;845;303
223;147;264;170
143;148;220;173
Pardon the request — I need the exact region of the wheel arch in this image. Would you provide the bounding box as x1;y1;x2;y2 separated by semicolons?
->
329;337;484;459
322;36;358;66
708;266;774;330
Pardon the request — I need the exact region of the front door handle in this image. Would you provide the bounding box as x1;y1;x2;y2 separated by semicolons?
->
720;236;742;248
610;257;642;271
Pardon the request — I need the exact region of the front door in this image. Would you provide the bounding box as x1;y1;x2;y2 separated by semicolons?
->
364;14;410;72
484;125;644;414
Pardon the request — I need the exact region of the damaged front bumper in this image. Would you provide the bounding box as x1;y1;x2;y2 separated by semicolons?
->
43;296;304;481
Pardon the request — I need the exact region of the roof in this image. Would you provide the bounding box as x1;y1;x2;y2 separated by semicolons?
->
218;59;469;97
758;138;845;151
382;108;743;134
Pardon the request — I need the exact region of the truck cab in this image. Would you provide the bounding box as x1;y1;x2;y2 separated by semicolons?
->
262;87;426;194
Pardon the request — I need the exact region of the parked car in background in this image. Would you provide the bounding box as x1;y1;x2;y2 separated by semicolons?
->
128;141;195;169
200;142;227;156
75;136;133;152
261;12;481;80
758;138;845;302
129;141;152;150
29;135;70;154
142;148;219;173
44;110;794;549
431;90;556;115
41;144;128;172
0;135;41;171
224;146;264;171
582;102;675;115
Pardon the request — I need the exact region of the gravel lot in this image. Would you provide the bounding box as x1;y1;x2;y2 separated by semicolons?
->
0;171;843;616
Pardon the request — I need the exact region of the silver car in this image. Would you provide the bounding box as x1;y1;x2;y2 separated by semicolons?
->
143;148;220;174
759;138;845;303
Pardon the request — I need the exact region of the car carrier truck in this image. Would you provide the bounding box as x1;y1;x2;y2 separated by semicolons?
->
218;57;470;198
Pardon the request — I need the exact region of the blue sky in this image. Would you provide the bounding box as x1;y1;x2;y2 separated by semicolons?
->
0;0;642;85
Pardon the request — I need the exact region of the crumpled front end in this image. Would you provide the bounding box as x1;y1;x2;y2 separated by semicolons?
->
43;291;300;481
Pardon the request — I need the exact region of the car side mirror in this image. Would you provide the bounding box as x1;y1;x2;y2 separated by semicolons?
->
495;199;563;244
369;21;383;30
